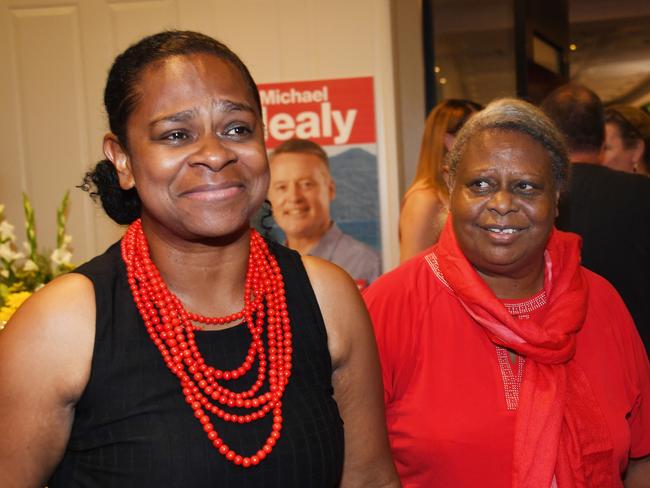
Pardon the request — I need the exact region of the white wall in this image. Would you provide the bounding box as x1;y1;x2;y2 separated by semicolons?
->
0;0;424;271
392;0;425;195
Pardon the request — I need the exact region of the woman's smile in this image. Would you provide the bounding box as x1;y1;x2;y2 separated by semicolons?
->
479;224;528;241
179;182;245;202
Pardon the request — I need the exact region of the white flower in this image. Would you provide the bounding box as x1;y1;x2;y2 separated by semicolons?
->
50;248;72;267
0;269;8;279
0;221;16;242
63;234;72;246
0;242;23;262
22;259;38;272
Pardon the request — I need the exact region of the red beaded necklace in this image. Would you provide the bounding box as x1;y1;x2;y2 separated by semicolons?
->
121;219;292;468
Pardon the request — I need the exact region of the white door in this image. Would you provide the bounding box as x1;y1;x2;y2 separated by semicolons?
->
0;0;214;262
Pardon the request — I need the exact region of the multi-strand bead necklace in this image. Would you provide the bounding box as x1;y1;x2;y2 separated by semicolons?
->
121;219;292;467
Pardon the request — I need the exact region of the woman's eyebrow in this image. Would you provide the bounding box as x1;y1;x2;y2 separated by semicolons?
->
148;100;255;128
214;99;255;114
149;109;197;126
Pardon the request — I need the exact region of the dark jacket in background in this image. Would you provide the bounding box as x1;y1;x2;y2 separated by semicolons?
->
557;163;650;354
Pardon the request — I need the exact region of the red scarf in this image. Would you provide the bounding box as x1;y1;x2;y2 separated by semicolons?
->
433;218;614;487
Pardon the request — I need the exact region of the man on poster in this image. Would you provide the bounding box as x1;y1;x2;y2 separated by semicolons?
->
267;139;381;289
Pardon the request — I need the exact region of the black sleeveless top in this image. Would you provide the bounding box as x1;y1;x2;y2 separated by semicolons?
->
49;240;344;487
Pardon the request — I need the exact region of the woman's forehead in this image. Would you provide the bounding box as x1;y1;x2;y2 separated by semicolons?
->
459;130;552;172
139;54;240;93
130;54;257;120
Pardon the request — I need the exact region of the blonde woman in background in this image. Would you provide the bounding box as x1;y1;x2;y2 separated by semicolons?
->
399;99;481;262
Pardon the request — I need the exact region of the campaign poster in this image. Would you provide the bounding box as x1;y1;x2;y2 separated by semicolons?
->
257;77;380;252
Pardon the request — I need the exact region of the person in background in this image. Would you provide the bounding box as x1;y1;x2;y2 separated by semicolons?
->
541;84;650;353
604;105;650;176
399;99;482;262
0;31;399;487
365;98;650;487
267;138;381;289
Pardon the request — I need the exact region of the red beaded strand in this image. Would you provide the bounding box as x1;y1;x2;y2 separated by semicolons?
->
121;219;293;467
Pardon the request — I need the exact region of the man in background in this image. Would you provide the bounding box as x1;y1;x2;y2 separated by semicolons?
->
541;84;650;352
267;138;381;289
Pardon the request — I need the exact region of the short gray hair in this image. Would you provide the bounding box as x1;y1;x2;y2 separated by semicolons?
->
446;98;570;191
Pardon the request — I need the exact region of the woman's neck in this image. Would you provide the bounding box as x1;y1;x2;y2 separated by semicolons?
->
477;264;545;300
141;219;251;318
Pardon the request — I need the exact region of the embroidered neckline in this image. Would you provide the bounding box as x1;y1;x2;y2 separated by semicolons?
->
501;289;548;317
426;250;542;411
425;251;450;290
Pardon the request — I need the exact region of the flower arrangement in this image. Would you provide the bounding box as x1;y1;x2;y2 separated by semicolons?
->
0;192;74;327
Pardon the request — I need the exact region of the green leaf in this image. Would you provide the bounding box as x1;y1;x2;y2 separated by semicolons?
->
0;283;9;306
56;190;70;248
22;192;38;262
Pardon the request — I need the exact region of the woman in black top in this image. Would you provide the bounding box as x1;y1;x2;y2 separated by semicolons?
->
0;31;398;488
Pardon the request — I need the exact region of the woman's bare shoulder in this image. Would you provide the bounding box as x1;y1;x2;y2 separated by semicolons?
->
0;273;96;486
400;185;448;261
0;273;96;402
300;255;362;321
402;184;446;212
301;253;351;283
12;272;96;323
300;255;370;368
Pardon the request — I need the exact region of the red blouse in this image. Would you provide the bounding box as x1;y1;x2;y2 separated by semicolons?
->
364;252;650;488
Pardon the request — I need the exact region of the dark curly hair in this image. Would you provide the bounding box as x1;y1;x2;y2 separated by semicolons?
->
80;30;261;224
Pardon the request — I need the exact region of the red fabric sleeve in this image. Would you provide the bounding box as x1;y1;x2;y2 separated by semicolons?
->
619;301;650;458
363;275;406;404
585;270;650;459
363;257;435;406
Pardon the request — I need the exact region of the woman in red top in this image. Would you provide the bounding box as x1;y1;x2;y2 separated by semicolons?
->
365;98;650;487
